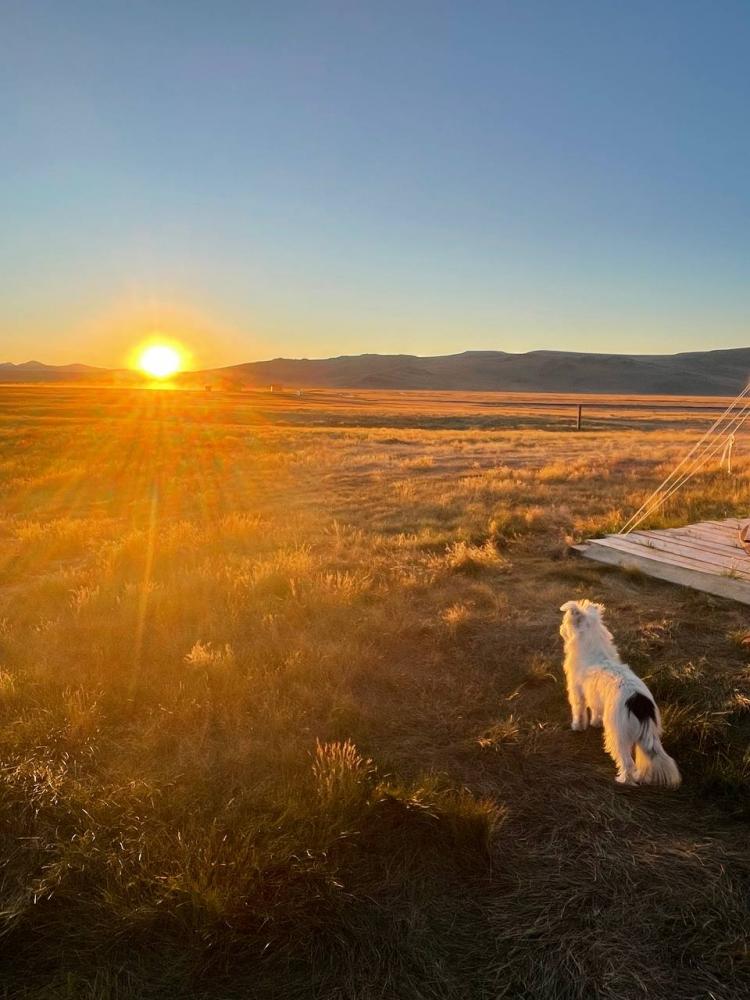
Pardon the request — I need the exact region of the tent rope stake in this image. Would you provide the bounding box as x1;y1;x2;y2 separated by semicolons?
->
721;434;735;474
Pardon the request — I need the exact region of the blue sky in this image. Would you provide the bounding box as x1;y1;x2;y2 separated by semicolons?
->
2;1;749;367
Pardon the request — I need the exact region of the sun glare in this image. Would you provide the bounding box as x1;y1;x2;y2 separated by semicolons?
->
137;344;183;379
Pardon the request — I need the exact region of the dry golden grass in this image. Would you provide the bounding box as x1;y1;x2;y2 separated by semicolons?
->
0;385;749;999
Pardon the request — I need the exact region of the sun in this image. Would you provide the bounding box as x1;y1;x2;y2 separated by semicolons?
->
137;344;183;379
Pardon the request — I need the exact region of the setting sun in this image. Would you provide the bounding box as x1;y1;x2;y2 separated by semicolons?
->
137;344;183;379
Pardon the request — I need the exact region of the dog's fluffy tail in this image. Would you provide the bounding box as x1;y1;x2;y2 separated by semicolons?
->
634;720;681;788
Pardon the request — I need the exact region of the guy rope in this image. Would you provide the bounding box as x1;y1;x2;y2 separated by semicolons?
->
620;381;750;536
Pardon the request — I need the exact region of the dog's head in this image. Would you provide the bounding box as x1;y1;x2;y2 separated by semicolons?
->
559;599;606;643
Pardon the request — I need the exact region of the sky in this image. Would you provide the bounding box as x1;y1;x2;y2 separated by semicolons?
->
2;0;750;369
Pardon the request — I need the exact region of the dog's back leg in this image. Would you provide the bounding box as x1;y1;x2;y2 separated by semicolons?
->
603;718;638;784
612;737;638;783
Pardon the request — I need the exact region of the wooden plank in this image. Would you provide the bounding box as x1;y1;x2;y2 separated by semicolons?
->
671;519;736;536
626;537;747;567
592;534;750;578
700;517;747;531
578;516;750;604
687;530;744;553
628;521;739;550
632;525;739;548
702;520;744;538
589;535;736;582
623;521;739;549
579;539;728;578
663;523;746;556
659;518;739;535
676;518;738;534
586;534;750;580
682;521;740;541
628;529;745;561
575;542;750;605
678;523;739;543
644;530;742;558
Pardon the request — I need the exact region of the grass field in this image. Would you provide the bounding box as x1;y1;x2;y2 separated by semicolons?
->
1;385;750;999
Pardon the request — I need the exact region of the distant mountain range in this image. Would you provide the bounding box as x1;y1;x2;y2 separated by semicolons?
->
0;361;105;381
2;348;750;395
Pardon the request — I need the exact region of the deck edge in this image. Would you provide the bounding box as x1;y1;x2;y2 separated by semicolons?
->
575;539;750;605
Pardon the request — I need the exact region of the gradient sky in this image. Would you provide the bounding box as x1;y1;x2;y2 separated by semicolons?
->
3;1;750;368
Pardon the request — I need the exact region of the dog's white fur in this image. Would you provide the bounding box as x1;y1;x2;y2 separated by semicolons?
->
559;599;681;787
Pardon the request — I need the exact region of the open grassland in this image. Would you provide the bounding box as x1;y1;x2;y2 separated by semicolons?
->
1;385;750;999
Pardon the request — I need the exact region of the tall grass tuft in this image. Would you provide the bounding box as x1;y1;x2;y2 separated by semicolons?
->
312;738;375;814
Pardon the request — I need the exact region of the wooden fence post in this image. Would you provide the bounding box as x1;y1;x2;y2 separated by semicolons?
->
576;404;582;430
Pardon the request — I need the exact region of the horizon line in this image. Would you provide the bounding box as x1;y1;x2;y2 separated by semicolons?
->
3;343;750;371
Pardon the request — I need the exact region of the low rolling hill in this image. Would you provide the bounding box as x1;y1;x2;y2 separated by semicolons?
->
3;347;749;395
204;348;750;395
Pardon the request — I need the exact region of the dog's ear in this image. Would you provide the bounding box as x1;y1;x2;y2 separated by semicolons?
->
560;601;585;630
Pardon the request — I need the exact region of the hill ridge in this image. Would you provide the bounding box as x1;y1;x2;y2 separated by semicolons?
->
2;348;748;395
204;347;750;395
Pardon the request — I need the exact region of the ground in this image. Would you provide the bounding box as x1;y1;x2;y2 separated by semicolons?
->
0;385;749;1000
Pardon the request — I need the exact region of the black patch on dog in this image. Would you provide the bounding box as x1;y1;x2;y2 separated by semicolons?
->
626;692;656;723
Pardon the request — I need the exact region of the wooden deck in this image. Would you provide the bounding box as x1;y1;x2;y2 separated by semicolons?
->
575;517;750;604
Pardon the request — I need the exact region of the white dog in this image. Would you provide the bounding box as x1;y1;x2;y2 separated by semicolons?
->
559;600;681;787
